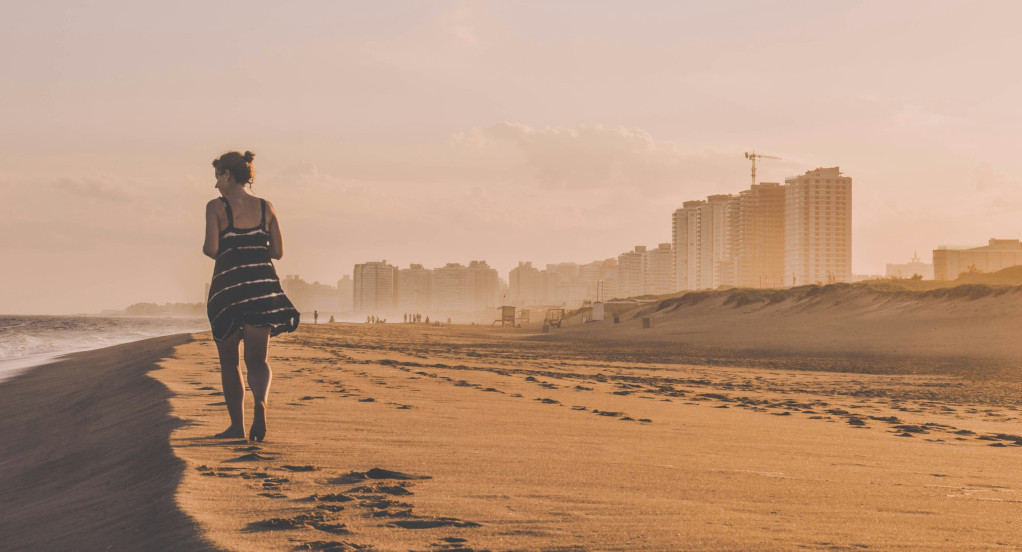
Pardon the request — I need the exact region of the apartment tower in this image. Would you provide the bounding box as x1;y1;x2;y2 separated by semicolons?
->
734;182;786;288
784;168;852;285
353;261;398;313
672;200;705;291
698;195;732;289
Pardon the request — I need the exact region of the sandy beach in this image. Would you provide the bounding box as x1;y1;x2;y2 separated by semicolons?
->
7;288;1022;551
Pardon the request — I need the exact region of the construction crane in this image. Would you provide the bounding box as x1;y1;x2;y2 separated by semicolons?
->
744;151;781;187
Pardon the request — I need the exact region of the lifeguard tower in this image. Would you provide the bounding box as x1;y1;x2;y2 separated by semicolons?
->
544;308;565;328
492;306;515;327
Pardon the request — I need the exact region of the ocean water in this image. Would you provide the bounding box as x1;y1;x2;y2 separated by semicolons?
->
0;315;208;383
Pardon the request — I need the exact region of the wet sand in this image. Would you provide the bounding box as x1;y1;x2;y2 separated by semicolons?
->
0;334;216;552
152;323;1022;551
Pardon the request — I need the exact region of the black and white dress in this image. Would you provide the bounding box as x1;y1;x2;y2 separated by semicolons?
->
206;197;300;342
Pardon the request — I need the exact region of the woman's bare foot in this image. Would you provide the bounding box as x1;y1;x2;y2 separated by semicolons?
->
249;403;267;442
214;426;246;439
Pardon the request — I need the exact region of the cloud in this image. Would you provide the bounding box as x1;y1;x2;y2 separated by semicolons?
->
895;103;970;129
52;174;135;200
322;122;770;200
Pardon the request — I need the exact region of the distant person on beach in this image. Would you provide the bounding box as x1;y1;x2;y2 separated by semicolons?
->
203;150;299;442
314;310;318;324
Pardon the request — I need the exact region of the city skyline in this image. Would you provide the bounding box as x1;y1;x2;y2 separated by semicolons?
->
5;1;1022;314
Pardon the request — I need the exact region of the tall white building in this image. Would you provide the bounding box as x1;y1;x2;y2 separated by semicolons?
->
353;261;397;313
672;200;704;291
643;243;675;296
617;246;646;298
397;264;432;312
732;183;786;288
784;167;852;285
336;275;354;312
509;261;543;306
698;194;732;290
466;260;500;311
432;263;471;311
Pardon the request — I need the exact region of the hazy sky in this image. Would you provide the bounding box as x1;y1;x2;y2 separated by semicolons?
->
3;0;1022;314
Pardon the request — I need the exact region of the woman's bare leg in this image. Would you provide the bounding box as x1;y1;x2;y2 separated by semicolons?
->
215;329;245;438
242;324;272;441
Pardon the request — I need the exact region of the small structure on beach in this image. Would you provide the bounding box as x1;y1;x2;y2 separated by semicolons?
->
492;306;516;327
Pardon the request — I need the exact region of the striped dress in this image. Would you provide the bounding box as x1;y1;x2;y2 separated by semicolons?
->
206;197;300;342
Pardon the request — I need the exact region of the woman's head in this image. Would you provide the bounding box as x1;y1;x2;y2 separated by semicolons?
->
212;151;255;187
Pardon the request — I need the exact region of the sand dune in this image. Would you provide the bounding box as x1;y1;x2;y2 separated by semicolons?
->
552;284;1022;379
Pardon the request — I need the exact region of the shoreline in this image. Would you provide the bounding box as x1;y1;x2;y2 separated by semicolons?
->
0;352;64;384
0;333;219;552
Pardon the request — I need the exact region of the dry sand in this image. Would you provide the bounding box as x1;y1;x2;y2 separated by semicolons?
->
152;319;1022;552
7;286;1022;551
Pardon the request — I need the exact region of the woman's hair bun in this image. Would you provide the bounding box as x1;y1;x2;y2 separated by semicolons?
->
213;150;256;185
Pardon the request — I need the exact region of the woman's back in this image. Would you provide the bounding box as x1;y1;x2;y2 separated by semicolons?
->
216;193;266;231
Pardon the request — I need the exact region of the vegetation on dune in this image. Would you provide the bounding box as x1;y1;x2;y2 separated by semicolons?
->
630;265;1022;312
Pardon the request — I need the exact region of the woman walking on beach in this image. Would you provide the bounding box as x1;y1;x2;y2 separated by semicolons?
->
203;151;299;442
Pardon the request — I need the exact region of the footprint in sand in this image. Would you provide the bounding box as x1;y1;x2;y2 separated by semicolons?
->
248;512;349;534
359;497;414;518
389;517;481;529
308;493;356;503
258;492;287;499
226;452;276;462
293;541;373;551
346;482;414;496
282;465;318;472
426;537;482;552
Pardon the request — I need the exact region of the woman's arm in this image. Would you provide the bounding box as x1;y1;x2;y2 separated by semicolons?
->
203;200;220;259
266;201;284;260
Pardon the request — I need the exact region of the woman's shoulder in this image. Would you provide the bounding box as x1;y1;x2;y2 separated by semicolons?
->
259;197;278;214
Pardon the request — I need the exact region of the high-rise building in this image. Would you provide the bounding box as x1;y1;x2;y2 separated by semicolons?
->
466;260;500;310
432;263;471;311
643;243;675;296
281;274;347;312
336;275;354;312
509;262;543;306
672;200;704;291
353;261;397;313
617;246;646;298
698;195;731;289
784;167;852;286
733;182;786;288
933;239;1022;280
397;264;433;312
